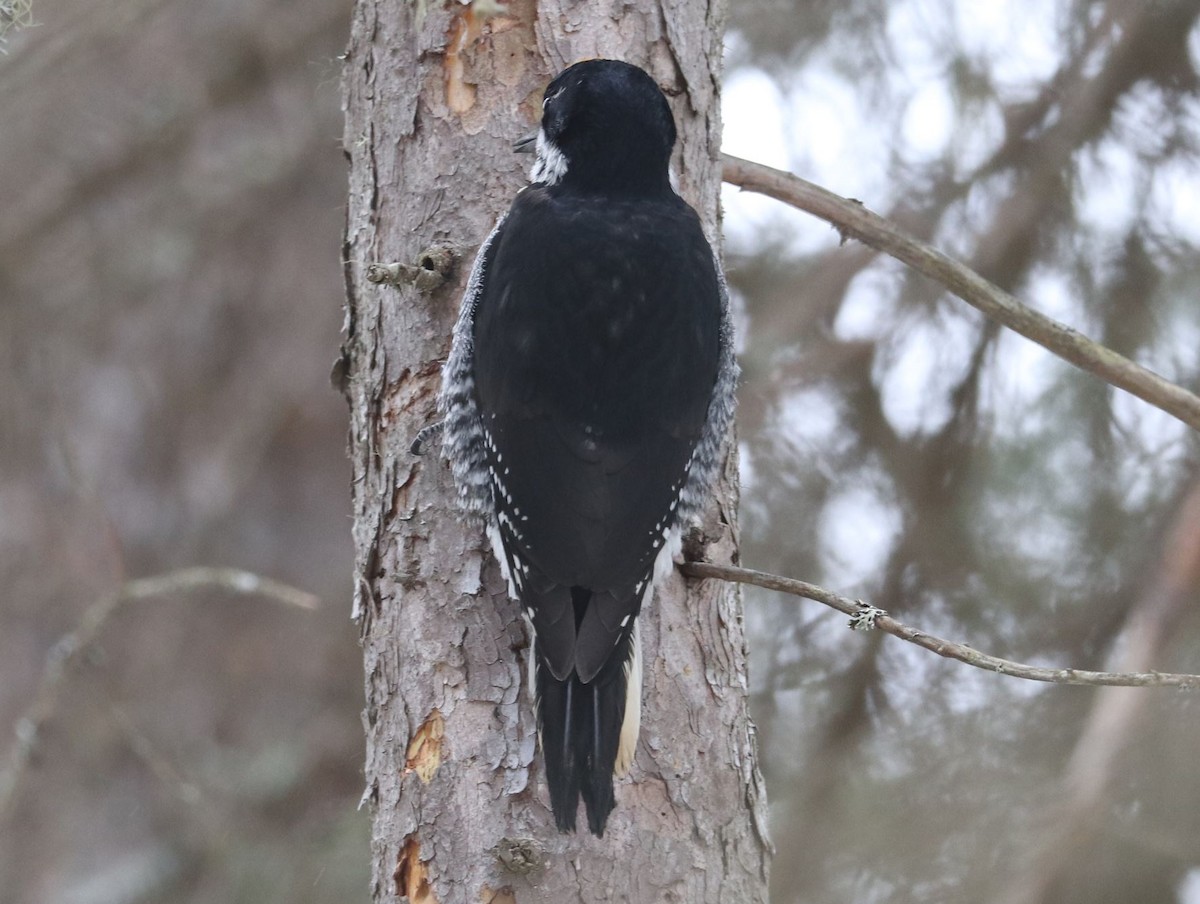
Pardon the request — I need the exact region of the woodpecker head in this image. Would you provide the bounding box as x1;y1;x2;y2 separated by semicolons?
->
516;60;677;193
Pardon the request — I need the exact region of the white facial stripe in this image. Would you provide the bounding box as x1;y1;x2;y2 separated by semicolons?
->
530;128;568;185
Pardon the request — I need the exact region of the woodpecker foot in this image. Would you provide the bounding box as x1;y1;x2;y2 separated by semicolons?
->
410;420;444;455
681;524;720;564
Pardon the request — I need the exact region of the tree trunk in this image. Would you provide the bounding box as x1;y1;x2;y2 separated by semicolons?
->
341;2;770;901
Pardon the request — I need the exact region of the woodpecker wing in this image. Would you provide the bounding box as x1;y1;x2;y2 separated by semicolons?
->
472;186;722;681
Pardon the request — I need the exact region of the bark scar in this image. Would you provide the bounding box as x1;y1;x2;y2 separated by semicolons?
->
405;709;446;783
395;834;438;903
444;7;483;114
444;2;519;115
479;885;517;904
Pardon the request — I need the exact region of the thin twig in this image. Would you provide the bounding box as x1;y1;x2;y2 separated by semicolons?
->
107;701;203;806
720;154;1200;434
0;567;318;818
681;561;1200;689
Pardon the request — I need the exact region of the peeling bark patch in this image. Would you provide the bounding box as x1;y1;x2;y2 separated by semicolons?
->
391;465;418;524
385;360;443;424
405;709;446;783
480;885;517;904
395;835;437;903
444;4;521;116
382;361;444;461
444;10;480;114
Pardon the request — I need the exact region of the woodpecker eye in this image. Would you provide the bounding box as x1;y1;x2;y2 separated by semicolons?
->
543;87;565;111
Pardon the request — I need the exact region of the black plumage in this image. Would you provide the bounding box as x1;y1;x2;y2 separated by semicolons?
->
440;59;736;836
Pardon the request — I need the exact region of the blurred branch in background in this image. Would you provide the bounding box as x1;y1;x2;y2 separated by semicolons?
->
0;0;361;900
0;0;33;50
990;478;1200;904
683;560;1200;689
722;153;1200;434
723;7;1200;897
0;568;318;820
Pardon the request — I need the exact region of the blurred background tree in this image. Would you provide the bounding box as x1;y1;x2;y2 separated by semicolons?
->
1;0;1199;902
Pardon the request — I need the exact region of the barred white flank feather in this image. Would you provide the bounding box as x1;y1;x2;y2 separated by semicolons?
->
439;215;507;520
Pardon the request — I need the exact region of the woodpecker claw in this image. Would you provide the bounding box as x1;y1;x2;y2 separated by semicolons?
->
410;420;445;456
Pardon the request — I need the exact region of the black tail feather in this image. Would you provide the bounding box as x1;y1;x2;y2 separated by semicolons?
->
537;669;579;832
536;660;628;836
579;677;625;835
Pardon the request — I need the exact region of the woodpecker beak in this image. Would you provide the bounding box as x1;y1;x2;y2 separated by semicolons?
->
513;130;538;154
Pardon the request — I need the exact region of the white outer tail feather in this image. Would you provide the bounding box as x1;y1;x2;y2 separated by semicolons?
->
615;618;642;776
515;525;679;779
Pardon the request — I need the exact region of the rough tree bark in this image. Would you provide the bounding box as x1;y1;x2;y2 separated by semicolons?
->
341;2;770;902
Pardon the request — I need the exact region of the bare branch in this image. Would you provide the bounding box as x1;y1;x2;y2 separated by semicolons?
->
681;561;1200;690
721;154;1200;434
0;567;318;819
